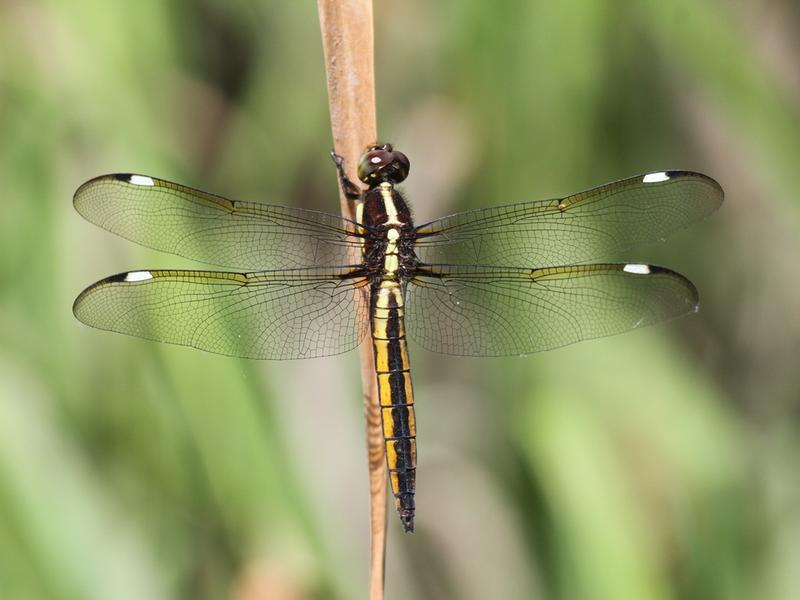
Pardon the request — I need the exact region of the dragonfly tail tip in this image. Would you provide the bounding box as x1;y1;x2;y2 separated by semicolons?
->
400;511;415;533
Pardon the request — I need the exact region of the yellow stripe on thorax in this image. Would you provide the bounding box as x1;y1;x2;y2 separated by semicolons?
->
379;182;402;226
356;201;366;261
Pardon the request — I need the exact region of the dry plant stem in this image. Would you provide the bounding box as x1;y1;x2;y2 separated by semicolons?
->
317;1;385;598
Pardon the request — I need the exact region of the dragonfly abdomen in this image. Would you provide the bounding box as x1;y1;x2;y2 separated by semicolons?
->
371;279;417;533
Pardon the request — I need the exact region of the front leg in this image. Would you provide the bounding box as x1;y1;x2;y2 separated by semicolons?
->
330;151;362;202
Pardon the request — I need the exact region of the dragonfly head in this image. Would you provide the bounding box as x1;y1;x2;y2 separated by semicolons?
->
357;143;410;185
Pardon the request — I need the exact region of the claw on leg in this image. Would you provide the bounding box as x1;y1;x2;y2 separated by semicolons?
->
330;150;362;201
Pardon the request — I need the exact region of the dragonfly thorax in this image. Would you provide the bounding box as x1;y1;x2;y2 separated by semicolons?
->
360;180;418;281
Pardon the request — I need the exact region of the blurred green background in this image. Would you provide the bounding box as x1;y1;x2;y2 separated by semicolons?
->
2;1;799;598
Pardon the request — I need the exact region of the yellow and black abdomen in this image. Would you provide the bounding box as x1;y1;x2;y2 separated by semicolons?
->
370;279;417;532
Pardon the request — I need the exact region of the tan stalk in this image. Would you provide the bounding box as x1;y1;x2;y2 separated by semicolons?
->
316;1;385;598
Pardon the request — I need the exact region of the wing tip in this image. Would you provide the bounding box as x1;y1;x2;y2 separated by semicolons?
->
73;173;160;208
72;270;153;319
73;174;107;208
72;281;96;323
642;169;724;209
640;263;700;312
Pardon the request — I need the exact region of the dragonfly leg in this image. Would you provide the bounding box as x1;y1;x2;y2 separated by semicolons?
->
330;151;362;202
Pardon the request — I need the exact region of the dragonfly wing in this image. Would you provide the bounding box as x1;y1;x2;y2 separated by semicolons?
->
73;267;370;359
414;171;723;266
405;263;698;356
74;174;365;270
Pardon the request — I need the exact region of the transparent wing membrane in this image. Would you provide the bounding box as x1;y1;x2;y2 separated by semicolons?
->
414;171;723;266
73;268;370;359
406;263;698;356
74;174;365;270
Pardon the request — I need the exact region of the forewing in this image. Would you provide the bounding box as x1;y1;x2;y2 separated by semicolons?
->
414;171;723;266
74;174;364;269
73;268;369;359
406;263;698;356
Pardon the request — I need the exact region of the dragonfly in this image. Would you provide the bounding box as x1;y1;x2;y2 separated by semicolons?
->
73;143;723;532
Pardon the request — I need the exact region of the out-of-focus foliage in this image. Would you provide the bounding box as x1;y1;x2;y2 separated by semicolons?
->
1;1;798;598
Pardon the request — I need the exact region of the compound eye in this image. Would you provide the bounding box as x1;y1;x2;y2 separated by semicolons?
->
367;149;390;166
391;151;410;183
357;148;391;183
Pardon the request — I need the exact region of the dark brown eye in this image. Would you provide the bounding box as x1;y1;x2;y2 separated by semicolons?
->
367;149;390;167
391;151;410;183
358;148;390;182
